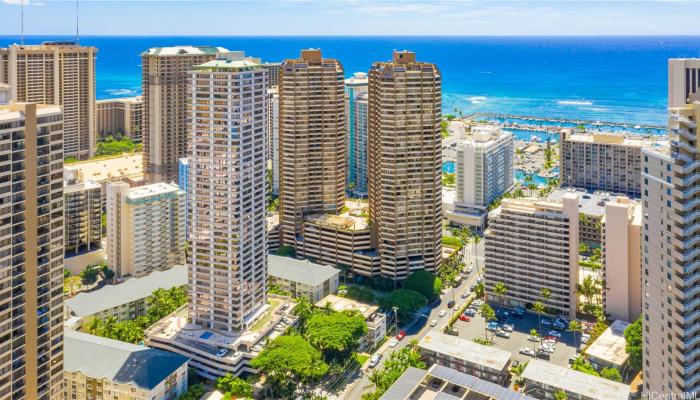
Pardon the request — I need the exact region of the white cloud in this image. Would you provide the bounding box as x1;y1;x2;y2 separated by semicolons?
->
2;0;45;6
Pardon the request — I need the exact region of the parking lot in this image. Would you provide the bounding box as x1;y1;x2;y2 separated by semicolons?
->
451;302;578;368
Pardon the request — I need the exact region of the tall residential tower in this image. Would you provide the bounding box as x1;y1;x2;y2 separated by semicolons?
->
278;49;345;245
0;103;65;399
0;42;97;159
368;51;443;279
345;72;369;197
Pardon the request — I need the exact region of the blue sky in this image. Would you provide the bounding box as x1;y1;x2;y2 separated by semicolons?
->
1;0;700;36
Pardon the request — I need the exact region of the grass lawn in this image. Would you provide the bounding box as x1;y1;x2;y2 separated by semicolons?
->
250;298;282;332
354;353;369;366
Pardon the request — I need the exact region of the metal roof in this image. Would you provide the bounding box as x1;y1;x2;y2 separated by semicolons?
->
268;255;340;287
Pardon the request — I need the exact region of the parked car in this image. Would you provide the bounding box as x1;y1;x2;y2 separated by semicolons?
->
495;330;511;339
502;323;514;332
547;330;562;338
216;348;228;357
388;338;399;348
430;319;438;327
469;284;476;292
396;331;406;341
545;335;559;342
453;304;460;311
466;267;473;273
445;328;459;336
461;292;469;299
368;354;381;368
486;321;500;331
459;315;470;322
447;300;456;309
520;347;536;357
542;319;552;327
527;335;540;342
439;309;447;317
472;299;484;307
464;308;476;317
536;350;551;360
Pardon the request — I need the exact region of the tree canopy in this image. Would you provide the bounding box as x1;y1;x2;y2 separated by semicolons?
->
404;270;442;301
217;374;254;399
624;317;642;371
379;289;427;319
305;311;367;356
251;335;328;385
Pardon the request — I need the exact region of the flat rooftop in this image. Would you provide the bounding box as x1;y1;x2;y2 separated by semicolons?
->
143;45;228;56
66;265;187;317
64;153;143;183
564;132;663;148
585;320;631;368
0;103;62;121
316;294;378;319
419;332;511;372
548;188;612;217
305;200;369;231
522;359;630;400
268;255;339;287
96;96;143;105
64;330;189;391
126;182;181;201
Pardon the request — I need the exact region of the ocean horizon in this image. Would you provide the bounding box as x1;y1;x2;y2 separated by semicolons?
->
3;35;700;126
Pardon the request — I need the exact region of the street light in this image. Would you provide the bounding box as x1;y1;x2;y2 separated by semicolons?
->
392;306;399;335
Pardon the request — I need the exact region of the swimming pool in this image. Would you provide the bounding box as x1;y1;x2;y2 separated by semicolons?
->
443;161;455;174
514;169;558;186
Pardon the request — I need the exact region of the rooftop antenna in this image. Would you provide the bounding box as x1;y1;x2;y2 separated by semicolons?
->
20;0;24;45
75;0;79;44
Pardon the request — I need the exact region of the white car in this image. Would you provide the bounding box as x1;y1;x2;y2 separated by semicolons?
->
527;335;540;342
502;324;514;332
460;292;469;299
368;354;381;368
429;319;438;327
519;347;536;357
388;338;399;348
548;330;562;338
453;304;460;311
466;267;473;273
439;309;447;317
216;348;228;357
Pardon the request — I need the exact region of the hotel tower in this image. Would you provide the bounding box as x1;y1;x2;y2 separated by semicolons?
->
0;103;65;399
141;46;226;183
368;51;443;279
0;42;96;159
643;59;700;395
278;49;345;246
187;52;268;332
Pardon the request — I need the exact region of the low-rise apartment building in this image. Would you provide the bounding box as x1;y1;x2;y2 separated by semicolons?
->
64;166;102;256
521;359;630;400
485;194;580;318
418;332;512;385
585;320;631;372
106;182;185;277
65;265;187;327
64;330;189;400
559;130;660;198
95;96;144;142
380;365;535;400
268;255;340;302
65;152;145;205
316;294;386;349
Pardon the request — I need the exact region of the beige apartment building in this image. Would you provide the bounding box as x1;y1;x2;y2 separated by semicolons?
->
64;330;189;400
141;46;226;183
0;83;9;104
601;196;642;322
368;51;443;280
95;96;144;142
64;152;144;206
106;182;185;278
64;166;102;256
669;58;700;108
278;49;345;246
0;103;65;399
559;130;650;197
642;100;700;395
485;195;580;318
0;42;97;159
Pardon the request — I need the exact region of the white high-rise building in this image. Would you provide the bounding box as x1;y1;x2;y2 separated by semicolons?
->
267;88;280;195
187;52;268;332
346;72;369;197
106;182;185;278
448;125;513;231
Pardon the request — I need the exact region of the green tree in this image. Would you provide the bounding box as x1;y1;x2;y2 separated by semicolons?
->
553;390;569;400
305;311;367;357
624;318;642;371
99;265;115;284
568;320;583;350
540;287;551;314
473;282;485;299
493;282;508;308
64;269;71;279
292;296;316;330
363;344;425;399
481;303;496;341
217;374;254;399
80;265;100;286
532;301;546;336
380;289;427;319
179;383;207;400
404;270;442;301
600;367;622;382
529;328;540;351
252;335;328;397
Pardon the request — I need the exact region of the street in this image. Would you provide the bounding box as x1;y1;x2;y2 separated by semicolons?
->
340;239;485;400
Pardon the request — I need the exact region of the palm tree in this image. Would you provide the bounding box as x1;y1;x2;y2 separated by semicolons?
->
527;182;537;196
540;288;551;315
481;303;496;341
532;301;546;337
577;275;598;312
474;282;485;299
494;282;508;310
368;370;382;390
529;328;540;351
568;320;583;350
